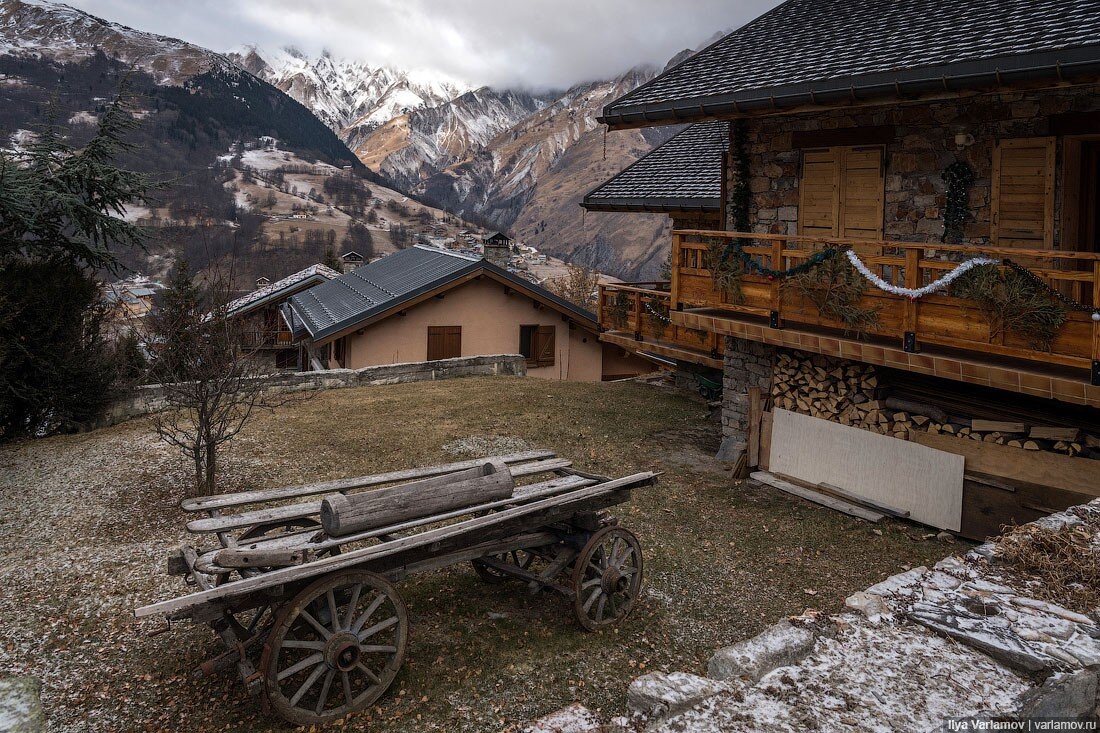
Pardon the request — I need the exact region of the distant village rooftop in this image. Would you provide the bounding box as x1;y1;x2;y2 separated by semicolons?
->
600;0;1100;128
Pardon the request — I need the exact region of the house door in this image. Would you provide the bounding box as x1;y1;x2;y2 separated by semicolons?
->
1062;136;1100;306
1077;141;1100;254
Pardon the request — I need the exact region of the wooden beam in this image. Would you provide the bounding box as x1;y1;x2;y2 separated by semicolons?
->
750;471;884;522
791;125;895;149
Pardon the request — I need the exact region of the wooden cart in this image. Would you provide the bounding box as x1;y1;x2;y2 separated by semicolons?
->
136;450;656;726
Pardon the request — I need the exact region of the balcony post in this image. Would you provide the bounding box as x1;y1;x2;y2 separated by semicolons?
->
770;237;784;329
903;248;921;353
1092;261;1100;386
597;284;605;333
633;291;642;341
671;233;682;311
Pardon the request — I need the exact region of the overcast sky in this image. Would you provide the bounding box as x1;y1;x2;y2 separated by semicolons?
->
65;0;781;89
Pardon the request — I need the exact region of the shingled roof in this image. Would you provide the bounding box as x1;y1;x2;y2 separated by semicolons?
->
283;245;596;342
601;0;1100;128
225;264;340;318
582;122;729;212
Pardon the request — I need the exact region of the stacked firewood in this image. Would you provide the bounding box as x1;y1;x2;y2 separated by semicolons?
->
770;352;1097;459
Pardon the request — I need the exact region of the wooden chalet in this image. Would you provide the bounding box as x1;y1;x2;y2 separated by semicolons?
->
225;264;340;371
585;0;1100;537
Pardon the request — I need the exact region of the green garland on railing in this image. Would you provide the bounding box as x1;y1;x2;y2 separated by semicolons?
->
607;291;630;329
951;262;1067;351
643;295;671;338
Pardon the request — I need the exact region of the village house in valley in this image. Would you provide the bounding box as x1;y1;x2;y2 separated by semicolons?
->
225;264;340;372
281;245;649;380
586;0;1100;539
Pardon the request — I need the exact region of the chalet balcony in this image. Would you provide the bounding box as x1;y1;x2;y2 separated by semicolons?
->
240;330;297;349
597;282;722;369
645;230;1100;407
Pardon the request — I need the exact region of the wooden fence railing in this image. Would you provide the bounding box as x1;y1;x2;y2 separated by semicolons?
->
241;330;296;348
597;282;721;357
670;230;1100;373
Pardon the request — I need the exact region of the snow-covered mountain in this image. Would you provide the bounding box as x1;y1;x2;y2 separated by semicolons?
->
0;0;228;84
229;45;472;136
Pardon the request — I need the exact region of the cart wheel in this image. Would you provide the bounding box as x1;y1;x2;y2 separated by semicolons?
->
471;549;536;584
260;570;408;726
571;527;643;631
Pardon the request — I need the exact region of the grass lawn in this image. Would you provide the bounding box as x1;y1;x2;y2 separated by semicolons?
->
0;376;956;731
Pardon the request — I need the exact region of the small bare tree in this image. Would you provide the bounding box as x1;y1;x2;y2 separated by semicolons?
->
148;260;295;495
545;264;601;312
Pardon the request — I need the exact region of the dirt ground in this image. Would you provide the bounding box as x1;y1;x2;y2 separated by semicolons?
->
0;377;956;732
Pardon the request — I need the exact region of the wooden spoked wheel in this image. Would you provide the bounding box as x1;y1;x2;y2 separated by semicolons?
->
472;549;536;584
571;527;643;631
260;570;408;726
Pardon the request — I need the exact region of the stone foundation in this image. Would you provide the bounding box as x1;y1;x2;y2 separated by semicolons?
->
720;337;775;454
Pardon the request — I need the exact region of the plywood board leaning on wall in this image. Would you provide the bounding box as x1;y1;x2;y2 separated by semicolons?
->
769;408;965;531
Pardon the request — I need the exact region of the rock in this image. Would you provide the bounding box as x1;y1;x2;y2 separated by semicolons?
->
707;621;817;682
863;566;928;599
0;677;44;733
523;703;603;733
627;671;728;719
1016;670;1098;719
845;591;886;622
714;436;745;463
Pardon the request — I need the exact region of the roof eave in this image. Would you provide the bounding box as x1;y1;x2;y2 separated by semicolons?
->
600;47;1100;129
580;197;721;213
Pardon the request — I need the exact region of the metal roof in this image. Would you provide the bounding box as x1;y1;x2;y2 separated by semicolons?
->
582;122;729;212
601;0;1100;128
284;245;596;342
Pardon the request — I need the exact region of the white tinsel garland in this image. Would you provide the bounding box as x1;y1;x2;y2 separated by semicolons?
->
845;250;1000;299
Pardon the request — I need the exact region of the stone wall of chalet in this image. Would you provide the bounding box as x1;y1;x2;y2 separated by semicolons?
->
725;84;1100;244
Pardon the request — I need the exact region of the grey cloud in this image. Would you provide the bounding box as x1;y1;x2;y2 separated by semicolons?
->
64;0;781;89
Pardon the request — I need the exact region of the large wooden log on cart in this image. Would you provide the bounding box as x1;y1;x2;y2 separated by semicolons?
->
320;459;513;537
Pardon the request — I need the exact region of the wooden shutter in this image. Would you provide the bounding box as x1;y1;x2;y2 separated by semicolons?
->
798;146;884;240
798;148;840;236
427;326;461;360
991;137;1055;248
839;146;884;240
535;326;555;367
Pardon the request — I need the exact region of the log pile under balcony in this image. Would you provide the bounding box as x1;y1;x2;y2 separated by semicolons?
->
769;352;1097;460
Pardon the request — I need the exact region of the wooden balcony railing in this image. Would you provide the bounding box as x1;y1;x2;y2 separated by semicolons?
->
597;282;722;364
670;230;1100;376
241;330;296;349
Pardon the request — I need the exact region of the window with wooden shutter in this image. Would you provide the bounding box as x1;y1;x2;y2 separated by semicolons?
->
427;326;461;360
991;137;1055;248
534;325;555;367
798;145;884;240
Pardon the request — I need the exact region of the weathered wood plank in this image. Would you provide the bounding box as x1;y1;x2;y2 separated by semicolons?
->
321;461;514;536
180;450;556;513
137;472;657;619
750;471;884;522
185;458;573;534
911;430;1100;497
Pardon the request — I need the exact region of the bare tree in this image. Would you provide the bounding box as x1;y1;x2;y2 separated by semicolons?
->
545;264;601;312
147;260;297;495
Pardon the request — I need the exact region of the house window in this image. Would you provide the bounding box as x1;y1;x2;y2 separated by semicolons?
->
333;337;346;368
798;145;884;240
991;137;1055;249
427;326;461;360
519;324;555;368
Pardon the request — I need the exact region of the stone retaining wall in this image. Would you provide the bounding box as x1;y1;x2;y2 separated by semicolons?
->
95;355;527;429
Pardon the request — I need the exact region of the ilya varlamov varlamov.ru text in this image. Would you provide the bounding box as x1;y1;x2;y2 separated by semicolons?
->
945;720;1098;732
